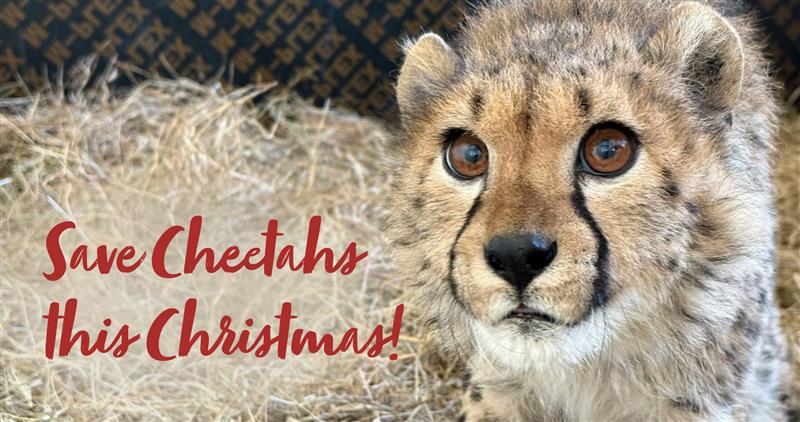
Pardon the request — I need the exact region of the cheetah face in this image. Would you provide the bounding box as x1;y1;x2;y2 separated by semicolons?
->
389;3;753;360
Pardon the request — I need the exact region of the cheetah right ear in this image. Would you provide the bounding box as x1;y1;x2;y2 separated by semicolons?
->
396;33;457;122
643;1;744;113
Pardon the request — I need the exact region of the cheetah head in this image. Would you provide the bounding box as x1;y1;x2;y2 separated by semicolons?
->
388;2;775;367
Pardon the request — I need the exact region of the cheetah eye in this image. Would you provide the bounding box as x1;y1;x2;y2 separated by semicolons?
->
444;130;489;179
579;123;638;176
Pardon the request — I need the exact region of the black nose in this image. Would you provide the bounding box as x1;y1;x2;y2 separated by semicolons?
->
485;234;557;293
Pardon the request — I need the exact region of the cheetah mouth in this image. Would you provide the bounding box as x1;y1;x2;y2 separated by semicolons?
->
505;304;558;325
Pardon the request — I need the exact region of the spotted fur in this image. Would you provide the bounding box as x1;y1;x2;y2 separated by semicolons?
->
388;1;795;420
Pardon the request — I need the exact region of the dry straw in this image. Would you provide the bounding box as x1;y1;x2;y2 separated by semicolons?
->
775;100;800;408
0;61;461;420
0;60;797;420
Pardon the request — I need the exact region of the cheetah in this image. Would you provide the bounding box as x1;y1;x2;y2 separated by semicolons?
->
387;1;797;420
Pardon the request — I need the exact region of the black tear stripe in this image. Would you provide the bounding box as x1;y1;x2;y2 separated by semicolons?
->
447;184;486;315
571;177;611;310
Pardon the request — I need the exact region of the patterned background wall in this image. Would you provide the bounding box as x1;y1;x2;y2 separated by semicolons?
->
0;0;797;117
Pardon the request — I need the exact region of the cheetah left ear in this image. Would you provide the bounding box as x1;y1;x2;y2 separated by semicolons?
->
644;1;744;112
396;33;457;123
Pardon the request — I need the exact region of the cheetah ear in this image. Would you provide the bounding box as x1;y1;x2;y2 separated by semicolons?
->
644;1;744;112
396;33;457;121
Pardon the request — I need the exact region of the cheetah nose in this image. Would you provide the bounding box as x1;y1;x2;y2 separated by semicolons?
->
484;234;557;294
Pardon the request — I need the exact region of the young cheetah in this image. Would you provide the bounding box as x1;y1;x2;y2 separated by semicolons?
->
387;1;796;420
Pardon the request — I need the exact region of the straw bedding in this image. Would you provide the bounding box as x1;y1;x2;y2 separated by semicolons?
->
0;64;797;420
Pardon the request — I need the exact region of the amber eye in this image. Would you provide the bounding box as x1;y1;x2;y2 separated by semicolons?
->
580;125;637;176
445;130;489;179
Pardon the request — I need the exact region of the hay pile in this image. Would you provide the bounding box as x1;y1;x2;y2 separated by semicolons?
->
0;65;461;420
0;63;797;420
776;105;800;400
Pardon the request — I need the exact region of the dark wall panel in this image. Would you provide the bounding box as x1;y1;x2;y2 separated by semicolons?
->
0;0;796;117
